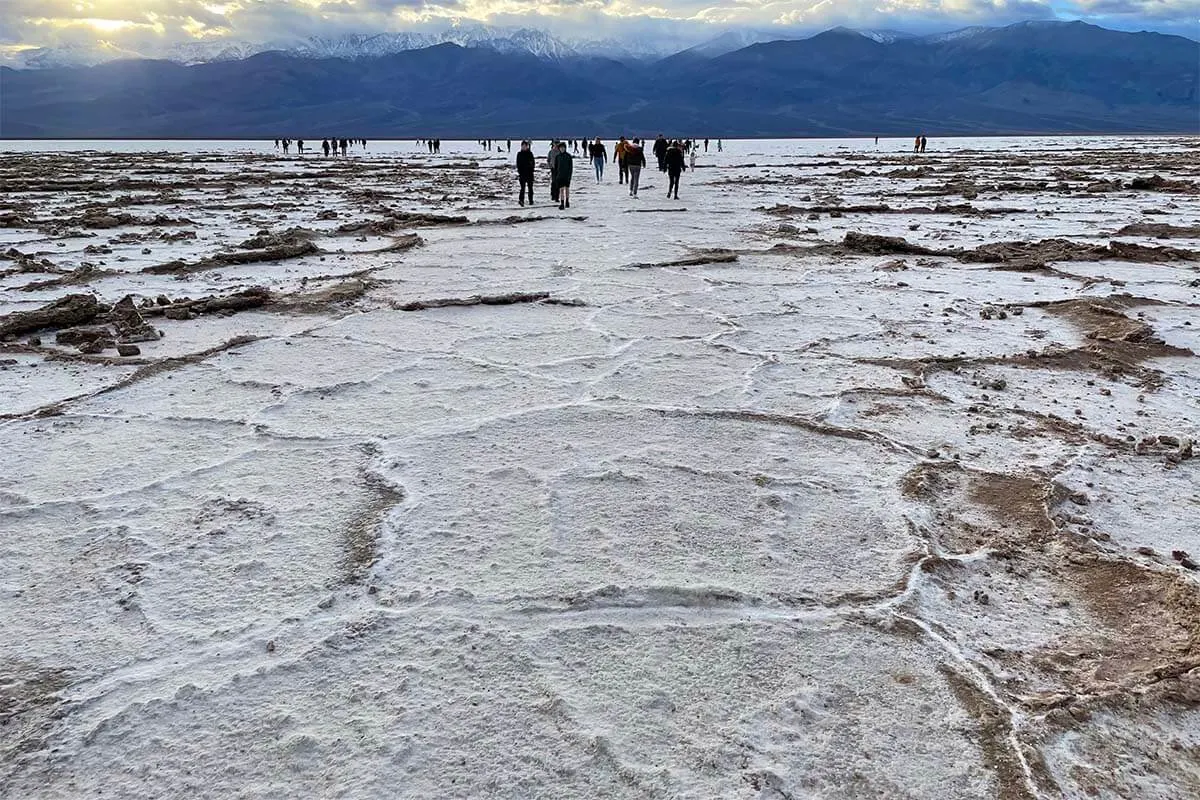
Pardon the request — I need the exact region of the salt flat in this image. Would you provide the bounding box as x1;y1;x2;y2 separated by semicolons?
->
1;136;1198;799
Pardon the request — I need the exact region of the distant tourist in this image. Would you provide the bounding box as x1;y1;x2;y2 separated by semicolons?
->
627;138;647;198
434;139;441;153
654;134;668;172
322;139;331;157
914;135;921;153
516;140;535;207
665;139;686;199
297;139;305;154
282;139;290;154
717;139;723;152
340;139;348;156
920;135;928;153
555;141;574;210
274;138;280;149
507;139;512;153
590;138;607;182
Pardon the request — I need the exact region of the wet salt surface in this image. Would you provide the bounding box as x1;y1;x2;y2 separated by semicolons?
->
1;136;1199;798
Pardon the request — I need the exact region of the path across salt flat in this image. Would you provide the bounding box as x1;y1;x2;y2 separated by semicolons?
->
1;137;1198;799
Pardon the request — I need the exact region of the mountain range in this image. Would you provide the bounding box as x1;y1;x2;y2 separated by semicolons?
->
1;21;1197;138
4;25;715;69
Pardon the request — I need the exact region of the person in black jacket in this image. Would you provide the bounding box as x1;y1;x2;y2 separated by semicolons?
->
516;140;535;206
653;134;668;172
664;140;685;199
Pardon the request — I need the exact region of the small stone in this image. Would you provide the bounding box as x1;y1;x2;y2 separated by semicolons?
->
318;595;335;610
266;639;276;653
28;336;41;347
141;248;152;255
116;344;141;357
1136;546;1157;557
163;306;191;320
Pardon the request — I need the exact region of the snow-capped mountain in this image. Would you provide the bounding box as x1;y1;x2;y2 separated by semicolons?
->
164;40;263;65
855;29;919;44
8;42;144;69
283;27;580;60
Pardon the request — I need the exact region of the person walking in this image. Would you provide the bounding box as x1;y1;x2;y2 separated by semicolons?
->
322;139;331;157
653;134;668;172
717;139;723;152
516;140;535;207
614;136;629;185
548;141;560;202
627;138;646;198
554;141;574;210
590;138;607;182
920;135;928;153
665;139;685;199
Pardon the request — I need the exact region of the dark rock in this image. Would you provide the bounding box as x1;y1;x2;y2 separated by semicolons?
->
116;343;141;357
56;325;113;346
0;293;101;337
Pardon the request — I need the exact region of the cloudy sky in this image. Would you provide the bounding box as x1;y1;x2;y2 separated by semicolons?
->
1;0;1197;57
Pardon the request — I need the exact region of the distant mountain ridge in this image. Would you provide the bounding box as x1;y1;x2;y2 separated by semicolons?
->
5;25;677;69
2;21;1197;138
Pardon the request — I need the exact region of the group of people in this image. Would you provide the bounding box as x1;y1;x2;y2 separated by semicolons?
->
322;138;365;157
914;135;929;153
273;138;366;156
514;134;704;208
420;139;443;153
